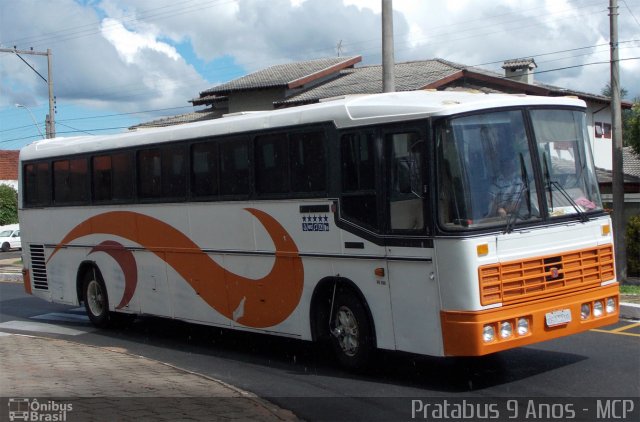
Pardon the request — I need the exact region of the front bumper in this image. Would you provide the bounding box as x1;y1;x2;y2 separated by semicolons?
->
440;283;619;356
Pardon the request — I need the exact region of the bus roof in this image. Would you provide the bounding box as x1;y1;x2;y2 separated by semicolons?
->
20;90;585;161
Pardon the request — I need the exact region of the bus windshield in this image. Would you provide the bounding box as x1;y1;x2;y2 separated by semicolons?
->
437;108;602;231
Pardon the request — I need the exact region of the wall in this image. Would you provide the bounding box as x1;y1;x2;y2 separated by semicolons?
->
586;102;613;170
228;88;285;113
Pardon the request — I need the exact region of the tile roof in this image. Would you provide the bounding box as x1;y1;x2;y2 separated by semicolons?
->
200;56;362;95
129;108;222;130
596;148;640;184
624;146;640;178
0;150;19;180
502;58;537;69
277;59;461;105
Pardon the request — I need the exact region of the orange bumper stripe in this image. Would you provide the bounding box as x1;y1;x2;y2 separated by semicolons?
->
441;284;619;356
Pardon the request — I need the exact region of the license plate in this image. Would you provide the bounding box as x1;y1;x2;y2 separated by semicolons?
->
545;309;572;327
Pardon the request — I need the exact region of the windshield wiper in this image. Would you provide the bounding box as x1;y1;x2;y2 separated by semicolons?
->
542;153;589;223
548;180;589;222
504;154;532;234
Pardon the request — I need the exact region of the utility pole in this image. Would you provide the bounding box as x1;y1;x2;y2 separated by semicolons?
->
0;47;56;138
46;49;56;138
609;0;626;280
382;0;395;93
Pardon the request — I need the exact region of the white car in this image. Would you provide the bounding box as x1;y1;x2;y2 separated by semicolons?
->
0;224;20;252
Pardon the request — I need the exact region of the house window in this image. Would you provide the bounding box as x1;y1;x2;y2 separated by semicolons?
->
595;122;612;139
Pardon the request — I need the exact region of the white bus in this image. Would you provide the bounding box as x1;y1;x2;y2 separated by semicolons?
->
19;91;618;369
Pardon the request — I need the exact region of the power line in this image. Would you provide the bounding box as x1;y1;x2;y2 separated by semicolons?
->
3;46;638;138
622;0;640;28
2;1;639;144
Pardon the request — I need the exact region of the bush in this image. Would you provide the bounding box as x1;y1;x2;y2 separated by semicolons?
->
0;184;18;226
627;215;640;277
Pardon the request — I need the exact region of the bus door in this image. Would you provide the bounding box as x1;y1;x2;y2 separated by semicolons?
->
385;130;442;356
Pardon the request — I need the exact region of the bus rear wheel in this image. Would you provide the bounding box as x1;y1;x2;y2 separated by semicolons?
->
82;269;111;328
329;289;374;370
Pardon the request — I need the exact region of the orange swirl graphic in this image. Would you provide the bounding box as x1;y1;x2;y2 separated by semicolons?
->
49;209;304;328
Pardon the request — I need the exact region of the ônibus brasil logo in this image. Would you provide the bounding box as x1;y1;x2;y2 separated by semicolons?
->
8;398;73;422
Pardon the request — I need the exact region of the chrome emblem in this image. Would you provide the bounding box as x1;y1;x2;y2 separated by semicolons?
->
550;267;559;279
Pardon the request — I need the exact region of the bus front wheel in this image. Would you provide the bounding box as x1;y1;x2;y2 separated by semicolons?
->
82;269;111;328
329;289;374;370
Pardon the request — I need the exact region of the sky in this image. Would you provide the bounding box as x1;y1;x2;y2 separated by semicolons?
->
1;0;639;150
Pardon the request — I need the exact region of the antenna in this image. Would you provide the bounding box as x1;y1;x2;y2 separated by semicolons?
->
336;40;343;57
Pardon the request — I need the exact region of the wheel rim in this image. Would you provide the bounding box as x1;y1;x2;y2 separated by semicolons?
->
87;280;105;317
334;305;359;357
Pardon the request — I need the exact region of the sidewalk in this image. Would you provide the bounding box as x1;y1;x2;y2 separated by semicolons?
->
0;333;298;421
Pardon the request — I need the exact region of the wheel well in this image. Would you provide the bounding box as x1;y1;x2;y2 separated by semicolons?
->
76;261;97;304
309;277;377;346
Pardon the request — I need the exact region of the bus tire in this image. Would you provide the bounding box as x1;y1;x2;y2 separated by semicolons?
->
329;289;374;370
82;268;111;328
1;242;9;252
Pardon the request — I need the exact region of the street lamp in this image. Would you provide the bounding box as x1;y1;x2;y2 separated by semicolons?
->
15;103;45;139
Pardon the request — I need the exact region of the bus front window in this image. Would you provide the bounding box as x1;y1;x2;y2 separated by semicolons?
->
530;109;602;218
437;110;541;230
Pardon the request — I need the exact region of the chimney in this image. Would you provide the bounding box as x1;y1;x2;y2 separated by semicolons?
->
502;58;537;84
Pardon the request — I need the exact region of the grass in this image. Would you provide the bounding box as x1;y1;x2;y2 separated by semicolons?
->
620;284;640;295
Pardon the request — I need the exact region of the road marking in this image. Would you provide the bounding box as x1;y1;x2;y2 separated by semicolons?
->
0;320;92;336
31;312;89;323
610;321;640;332
591;328;640;338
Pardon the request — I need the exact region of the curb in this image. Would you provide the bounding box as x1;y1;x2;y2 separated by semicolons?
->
1;333;299;421
0;272;22;283
620;302;640;320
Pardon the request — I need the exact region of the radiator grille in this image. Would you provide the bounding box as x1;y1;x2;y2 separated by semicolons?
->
29;244;49;290
479;245;614;306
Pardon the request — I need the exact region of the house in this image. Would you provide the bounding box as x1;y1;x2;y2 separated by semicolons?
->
133;55;629;174
0;150;19;192
598;147;640;222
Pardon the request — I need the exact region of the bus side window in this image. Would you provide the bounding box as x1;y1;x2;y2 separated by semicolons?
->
340;132;379;231
92;155;112;201
24;162;51;207
220;139;250;196
138;149;162;199
112;152;134;201
53;158;88;205
191;141;219;198
290;131;326;193
162;146;186;199
255;133;288;194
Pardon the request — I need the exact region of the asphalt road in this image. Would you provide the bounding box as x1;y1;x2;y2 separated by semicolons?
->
1;281;638;421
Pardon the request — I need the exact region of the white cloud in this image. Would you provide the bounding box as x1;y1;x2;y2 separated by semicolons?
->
0;0;209;117
100;18;181;64
1;0;638;118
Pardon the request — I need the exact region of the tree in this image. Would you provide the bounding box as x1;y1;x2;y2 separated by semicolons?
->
625;99;640;156
0;184;18;226
602;83;639;152
601;82;628;99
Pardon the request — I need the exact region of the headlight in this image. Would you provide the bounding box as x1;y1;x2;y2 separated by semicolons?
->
593;301;604;317
581;303;591;320
606;297;616;314
483;324;495;343
500;321;513;339
517;318;529;336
